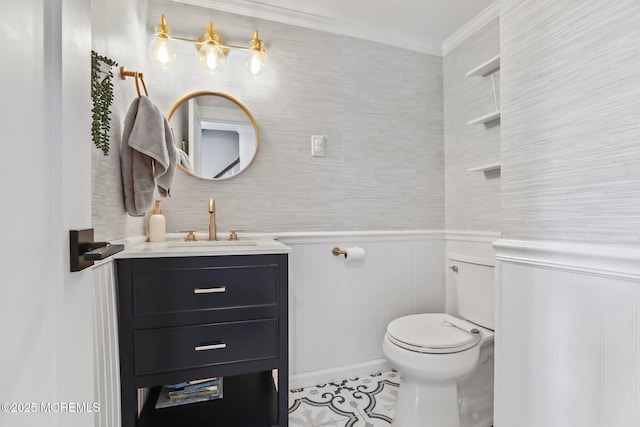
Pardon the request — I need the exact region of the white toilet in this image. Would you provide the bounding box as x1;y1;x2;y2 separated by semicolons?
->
383;254;495;427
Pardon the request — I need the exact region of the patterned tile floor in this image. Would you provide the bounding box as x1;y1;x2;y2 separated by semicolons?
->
288;371;400;427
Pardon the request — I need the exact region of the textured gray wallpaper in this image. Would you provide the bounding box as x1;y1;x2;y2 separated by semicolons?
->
500;0;640;246
138;0;444;234
444;18;501;232
91;0;148;241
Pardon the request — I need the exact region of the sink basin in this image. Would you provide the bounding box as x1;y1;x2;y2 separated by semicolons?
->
167;240;257;248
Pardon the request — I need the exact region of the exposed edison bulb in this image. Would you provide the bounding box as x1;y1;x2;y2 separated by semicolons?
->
248;30;266;76
248;50;265;75
149;15;174;69
199;43;225;73
149;37;175;68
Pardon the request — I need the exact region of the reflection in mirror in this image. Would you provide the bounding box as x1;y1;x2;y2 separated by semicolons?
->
167;92;259;180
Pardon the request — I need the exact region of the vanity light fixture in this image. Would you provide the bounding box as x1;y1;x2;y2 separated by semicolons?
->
148;15;175;68
149;14;267;75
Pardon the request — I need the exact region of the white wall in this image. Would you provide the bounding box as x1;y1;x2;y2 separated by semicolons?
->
135;0;445;234
59;0;96;425
280;231;446;388
92;261;121;427
494;241;640;427
91;0;149;241
200;130;238;178
445;232;499;315
444;17;501;233
442;9;501;333
89;232;445;396
1;3;58;425
89;2;150;422
500;0;640;246
497;1;640;425
0;0;94;426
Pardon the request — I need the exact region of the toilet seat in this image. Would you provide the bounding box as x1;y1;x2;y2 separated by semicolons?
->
386;313;482;354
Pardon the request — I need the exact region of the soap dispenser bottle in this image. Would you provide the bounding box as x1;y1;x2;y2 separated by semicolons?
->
148;200;166;242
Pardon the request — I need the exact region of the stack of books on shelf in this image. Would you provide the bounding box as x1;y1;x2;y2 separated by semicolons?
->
155;377;223;409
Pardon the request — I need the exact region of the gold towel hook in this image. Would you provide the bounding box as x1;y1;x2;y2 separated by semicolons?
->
138;73;149;97
120;66;149;97
119;66;135;79
134;73;141;97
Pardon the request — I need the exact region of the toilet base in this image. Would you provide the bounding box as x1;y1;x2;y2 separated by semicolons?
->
392;377;459;427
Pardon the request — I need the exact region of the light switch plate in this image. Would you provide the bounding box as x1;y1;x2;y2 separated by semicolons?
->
311;135;325;157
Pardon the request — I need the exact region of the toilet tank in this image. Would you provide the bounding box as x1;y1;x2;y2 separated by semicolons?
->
449;253;495;330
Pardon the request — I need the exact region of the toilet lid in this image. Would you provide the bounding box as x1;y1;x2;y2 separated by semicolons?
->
386;313;480;354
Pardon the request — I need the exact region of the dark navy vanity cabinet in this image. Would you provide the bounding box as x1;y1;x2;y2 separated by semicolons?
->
116;254;288;427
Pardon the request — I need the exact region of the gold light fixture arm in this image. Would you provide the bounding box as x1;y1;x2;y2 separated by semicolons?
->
196;22;229;57
156;14;170;39
168;35;250;51
250;30;265;53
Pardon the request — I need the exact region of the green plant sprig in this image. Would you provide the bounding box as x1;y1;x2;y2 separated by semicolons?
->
91;51;118;156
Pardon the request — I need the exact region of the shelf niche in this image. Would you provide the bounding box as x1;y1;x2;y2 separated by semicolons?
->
467;163;501;173
467;110;500;126
466;55;500;77
467;162;501;179
466;54;501;127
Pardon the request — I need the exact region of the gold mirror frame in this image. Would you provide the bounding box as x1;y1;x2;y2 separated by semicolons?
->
167;91;259;181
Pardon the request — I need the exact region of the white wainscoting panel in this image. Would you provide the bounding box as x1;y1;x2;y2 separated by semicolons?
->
91;232;446;411
279;231;445;388
90;260;162;426
92;260;121;427
494;239;640;427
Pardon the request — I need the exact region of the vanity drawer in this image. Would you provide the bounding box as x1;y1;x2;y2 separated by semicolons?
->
132;263;278;316
134;318;278;375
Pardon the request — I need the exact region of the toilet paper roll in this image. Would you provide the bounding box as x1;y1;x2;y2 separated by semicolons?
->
343;247;365;262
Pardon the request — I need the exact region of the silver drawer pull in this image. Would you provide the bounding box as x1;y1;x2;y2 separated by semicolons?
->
193;286;226;294
195;343;227;352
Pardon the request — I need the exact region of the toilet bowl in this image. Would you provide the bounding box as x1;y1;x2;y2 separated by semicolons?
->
383;313;494;427
383;254;495;427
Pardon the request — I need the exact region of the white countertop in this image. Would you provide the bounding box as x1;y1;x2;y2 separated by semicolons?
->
114;233;291;259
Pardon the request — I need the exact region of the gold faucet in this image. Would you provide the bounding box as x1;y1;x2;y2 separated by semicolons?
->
208;198;217;240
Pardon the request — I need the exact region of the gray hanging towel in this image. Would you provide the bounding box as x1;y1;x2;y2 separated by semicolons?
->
121;95;177;217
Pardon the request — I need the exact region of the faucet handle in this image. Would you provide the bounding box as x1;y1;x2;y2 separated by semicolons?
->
181;230;198;241
227;229;245;241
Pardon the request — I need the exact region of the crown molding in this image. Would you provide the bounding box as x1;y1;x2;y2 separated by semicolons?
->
172;0;444;56
442;1;499;56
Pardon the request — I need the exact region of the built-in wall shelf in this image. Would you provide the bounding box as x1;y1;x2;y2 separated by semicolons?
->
466;55;500;77
467;110;500;125
467;162;501;173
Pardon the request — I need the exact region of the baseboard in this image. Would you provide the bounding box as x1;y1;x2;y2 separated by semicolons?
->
289;359;391;390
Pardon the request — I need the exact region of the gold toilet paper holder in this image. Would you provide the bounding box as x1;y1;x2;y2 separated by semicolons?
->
332;247;347;256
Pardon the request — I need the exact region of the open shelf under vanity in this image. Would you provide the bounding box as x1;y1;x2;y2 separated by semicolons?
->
139;372;278;427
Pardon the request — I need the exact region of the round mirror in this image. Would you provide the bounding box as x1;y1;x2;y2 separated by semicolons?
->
167;91;259;180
